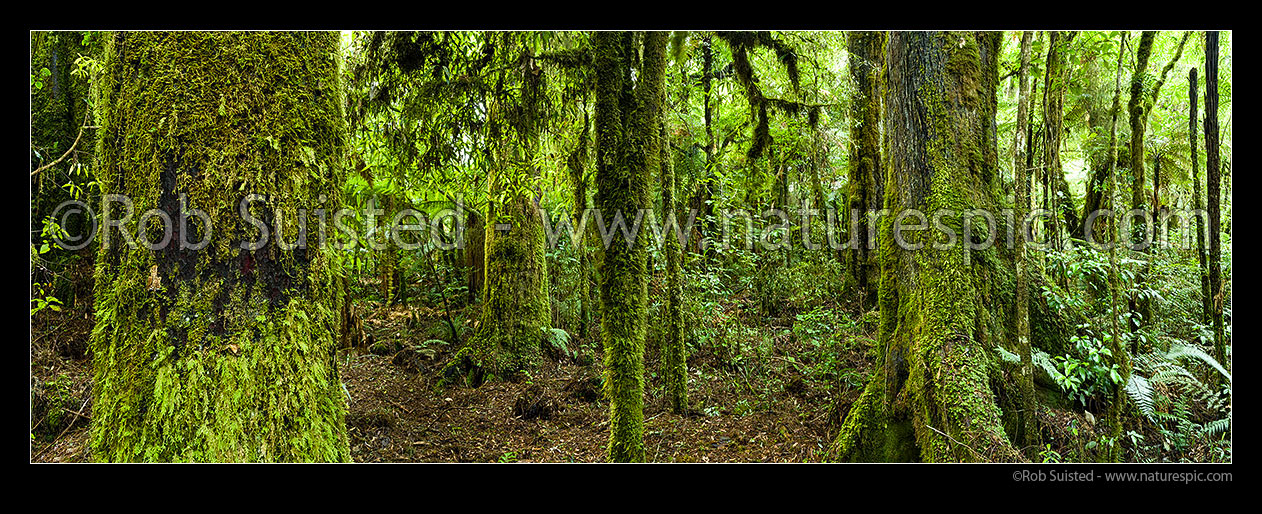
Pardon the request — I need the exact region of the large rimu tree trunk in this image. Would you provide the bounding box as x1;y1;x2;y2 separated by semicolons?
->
90;32;350;462
830;31;1025;462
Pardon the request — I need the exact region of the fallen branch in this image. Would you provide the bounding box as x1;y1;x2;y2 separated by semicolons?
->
31;111;92;178
33;396;90;460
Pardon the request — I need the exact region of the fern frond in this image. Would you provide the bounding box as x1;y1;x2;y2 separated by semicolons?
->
1166;344;1231;382
1125;374;1155;417
1202;417;1231;439
1033;351;1059;380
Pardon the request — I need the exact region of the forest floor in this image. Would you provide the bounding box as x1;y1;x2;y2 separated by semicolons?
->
30;291;859;463
331;297;852;463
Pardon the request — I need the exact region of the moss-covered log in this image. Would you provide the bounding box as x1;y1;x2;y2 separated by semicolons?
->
89;32;350;462
830;32;1025;462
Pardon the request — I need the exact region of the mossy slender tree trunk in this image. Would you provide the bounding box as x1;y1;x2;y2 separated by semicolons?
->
1041;32;1078;247
594;31;667;462
1204;31;1227;378
692;33;720;263
845;31;885;308
830;32;1023;462
1127;32;1156;247
89;32;350;462
1013;30;1038;454
662;120;687;415
1104;32;1131;463
568;104;593;342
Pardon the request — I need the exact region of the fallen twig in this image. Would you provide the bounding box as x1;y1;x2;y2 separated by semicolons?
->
31;111;93;178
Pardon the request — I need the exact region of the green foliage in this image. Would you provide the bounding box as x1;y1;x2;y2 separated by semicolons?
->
30;66;50;90
1039;443;1063;463
1050;325;1124;408
30;282;62;315
543;327;572;360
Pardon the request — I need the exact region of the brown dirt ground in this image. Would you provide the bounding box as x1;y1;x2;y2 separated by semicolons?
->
31;297;864;463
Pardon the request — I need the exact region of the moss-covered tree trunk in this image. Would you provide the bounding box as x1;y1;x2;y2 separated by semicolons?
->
1041;31;1078;247
661;119;687;415
1012;30;1038;454
845;31;885;308
1080;140;1114;242
1104;31;1131;463
465;163;548;378
1127;32;1155;246
830;31;1024;463
89;32;349;462
594;31;667;462
446;32;550;383
568;103;593;342
690;33;720;264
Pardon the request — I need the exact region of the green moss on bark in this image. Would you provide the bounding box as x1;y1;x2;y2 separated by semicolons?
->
89;32;349;462
593;31;667;462
845;31;886;307
661;121;687;415
831;32;1024;463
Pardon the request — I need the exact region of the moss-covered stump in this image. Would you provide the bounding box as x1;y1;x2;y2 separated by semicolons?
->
89;32;350;462
830;32;1025;463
